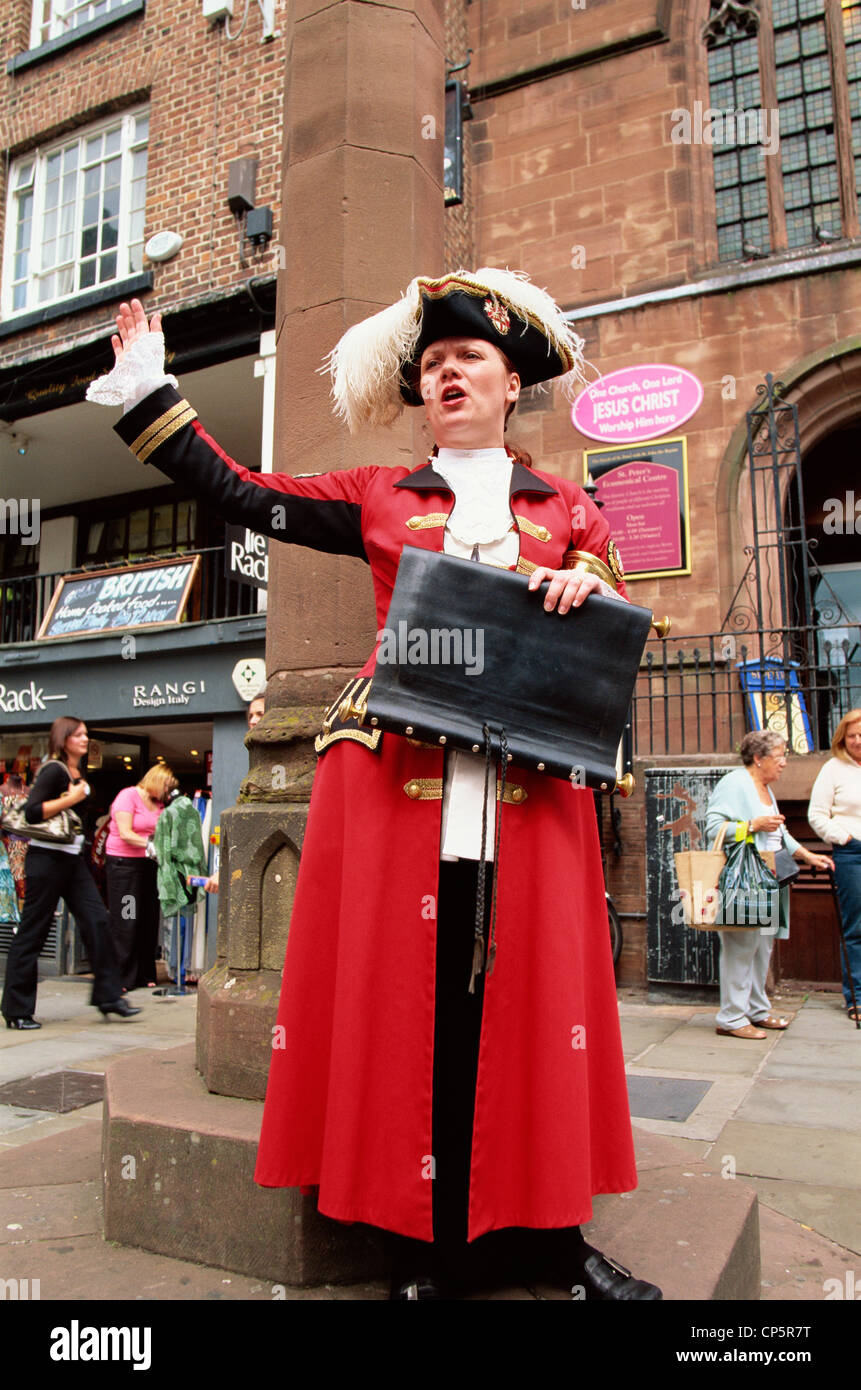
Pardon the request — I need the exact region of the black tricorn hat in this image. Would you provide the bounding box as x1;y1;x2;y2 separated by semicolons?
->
323;268;586;432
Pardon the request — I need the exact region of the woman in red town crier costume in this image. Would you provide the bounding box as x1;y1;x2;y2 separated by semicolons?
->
91;270;661;1300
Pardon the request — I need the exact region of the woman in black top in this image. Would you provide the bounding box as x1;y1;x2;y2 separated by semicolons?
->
1;717;141;1029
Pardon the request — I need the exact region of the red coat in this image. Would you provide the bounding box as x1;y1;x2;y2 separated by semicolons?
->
116;386;638;1241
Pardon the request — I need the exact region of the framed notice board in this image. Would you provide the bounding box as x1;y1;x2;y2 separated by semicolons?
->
584;436;691;581
37;556;200;640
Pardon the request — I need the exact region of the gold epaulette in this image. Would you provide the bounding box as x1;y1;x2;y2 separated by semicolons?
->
315;678;381;755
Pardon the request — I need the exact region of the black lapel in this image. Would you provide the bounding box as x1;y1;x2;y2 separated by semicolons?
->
392;459;559;497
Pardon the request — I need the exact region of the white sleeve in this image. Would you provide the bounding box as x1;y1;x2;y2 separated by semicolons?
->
86;332;177;410
808;762;849;844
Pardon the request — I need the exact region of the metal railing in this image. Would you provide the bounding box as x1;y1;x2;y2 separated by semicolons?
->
632;624;861;757
0;547;259;647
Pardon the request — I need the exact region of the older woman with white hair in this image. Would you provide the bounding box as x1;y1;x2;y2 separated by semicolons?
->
706;730;832;1039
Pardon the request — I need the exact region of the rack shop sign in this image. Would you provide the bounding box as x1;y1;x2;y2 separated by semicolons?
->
37;556;201;640
0;681;68;714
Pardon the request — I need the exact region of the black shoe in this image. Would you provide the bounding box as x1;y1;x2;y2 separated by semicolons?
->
4;1015;41;1030
574;1250;662;1301
389;1271;445;1300
98;999;142;1020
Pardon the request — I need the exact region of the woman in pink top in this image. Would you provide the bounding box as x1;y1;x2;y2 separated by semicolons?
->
105;765;177;991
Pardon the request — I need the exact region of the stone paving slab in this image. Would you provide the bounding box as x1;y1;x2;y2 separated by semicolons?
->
757;1202;859;1300
776;1009;858;1040
0;1113;101;1151
751;1178;861;1260
736;1078;861;1134
634;1032;778;1076
0;1106;58;1136
1;1230;388;1300
619;1017;681;1059
0;1180;101;1244
0;1120;102;1185
628;1070;754;1141
708;1121;861;1189
760;1038;861;1083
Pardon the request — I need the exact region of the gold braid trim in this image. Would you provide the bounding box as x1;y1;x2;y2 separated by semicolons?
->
130;401;198;463
514;516;551;542
403;777;527;803
406;513;449;530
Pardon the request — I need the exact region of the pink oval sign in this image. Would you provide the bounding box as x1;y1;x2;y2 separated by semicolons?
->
571;363;703;444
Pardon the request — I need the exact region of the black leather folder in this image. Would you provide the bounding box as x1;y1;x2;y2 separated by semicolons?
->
364;546;652;787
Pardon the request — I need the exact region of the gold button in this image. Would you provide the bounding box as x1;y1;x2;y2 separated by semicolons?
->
439;736;447;745
600;782;608;790
537;762;545;771
405;781;421;799
405;725;414;735
538;526;549;541
472;744;480;753
511;787;526;803
370;717;379;727
407;517;421;529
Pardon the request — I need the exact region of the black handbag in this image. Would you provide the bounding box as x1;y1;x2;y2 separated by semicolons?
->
362;547;653;789
0;765;83;846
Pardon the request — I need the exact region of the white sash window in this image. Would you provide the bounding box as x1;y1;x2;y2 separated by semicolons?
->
30;0;130;48
2;108;148;317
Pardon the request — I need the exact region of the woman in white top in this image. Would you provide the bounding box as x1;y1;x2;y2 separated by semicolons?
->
808;708;861;1021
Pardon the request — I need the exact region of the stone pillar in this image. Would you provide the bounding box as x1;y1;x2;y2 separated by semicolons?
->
197;0;446;1096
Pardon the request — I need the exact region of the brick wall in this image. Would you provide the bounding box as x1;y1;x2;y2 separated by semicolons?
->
0;0;285;364
464;0;861;637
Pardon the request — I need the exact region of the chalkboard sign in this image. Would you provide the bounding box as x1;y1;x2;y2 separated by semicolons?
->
37;556;200;640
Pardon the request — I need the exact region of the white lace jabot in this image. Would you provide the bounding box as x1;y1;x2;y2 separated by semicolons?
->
432;447;513;548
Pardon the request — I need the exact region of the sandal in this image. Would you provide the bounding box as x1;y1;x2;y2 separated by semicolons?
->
752;1015;789;1029
715;1024;767;1039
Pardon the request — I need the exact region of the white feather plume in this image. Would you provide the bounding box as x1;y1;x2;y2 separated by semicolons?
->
321;267;588;432
321;280;423;433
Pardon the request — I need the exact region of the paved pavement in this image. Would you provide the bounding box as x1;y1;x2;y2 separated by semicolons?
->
0;977;859;1301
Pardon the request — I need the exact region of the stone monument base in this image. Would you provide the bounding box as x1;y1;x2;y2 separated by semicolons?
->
102;1042;386;1286
103;1044;760;1297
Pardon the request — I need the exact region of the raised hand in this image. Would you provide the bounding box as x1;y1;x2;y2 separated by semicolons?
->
111;298;162;367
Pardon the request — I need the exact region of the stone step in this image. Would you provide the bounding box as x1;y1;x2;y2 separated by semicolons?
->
103;1043;760;1297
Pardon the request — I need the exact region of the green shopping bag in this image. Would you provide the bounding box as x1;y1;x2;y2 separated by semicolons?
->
716;837;780;931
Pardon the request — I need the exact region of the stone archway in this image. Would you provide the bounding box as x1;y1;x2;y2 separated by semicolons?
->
716;339;861;629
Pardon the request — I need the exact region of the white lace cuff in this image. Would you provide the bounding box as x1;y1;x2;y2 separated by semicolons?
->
86;333;177;409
